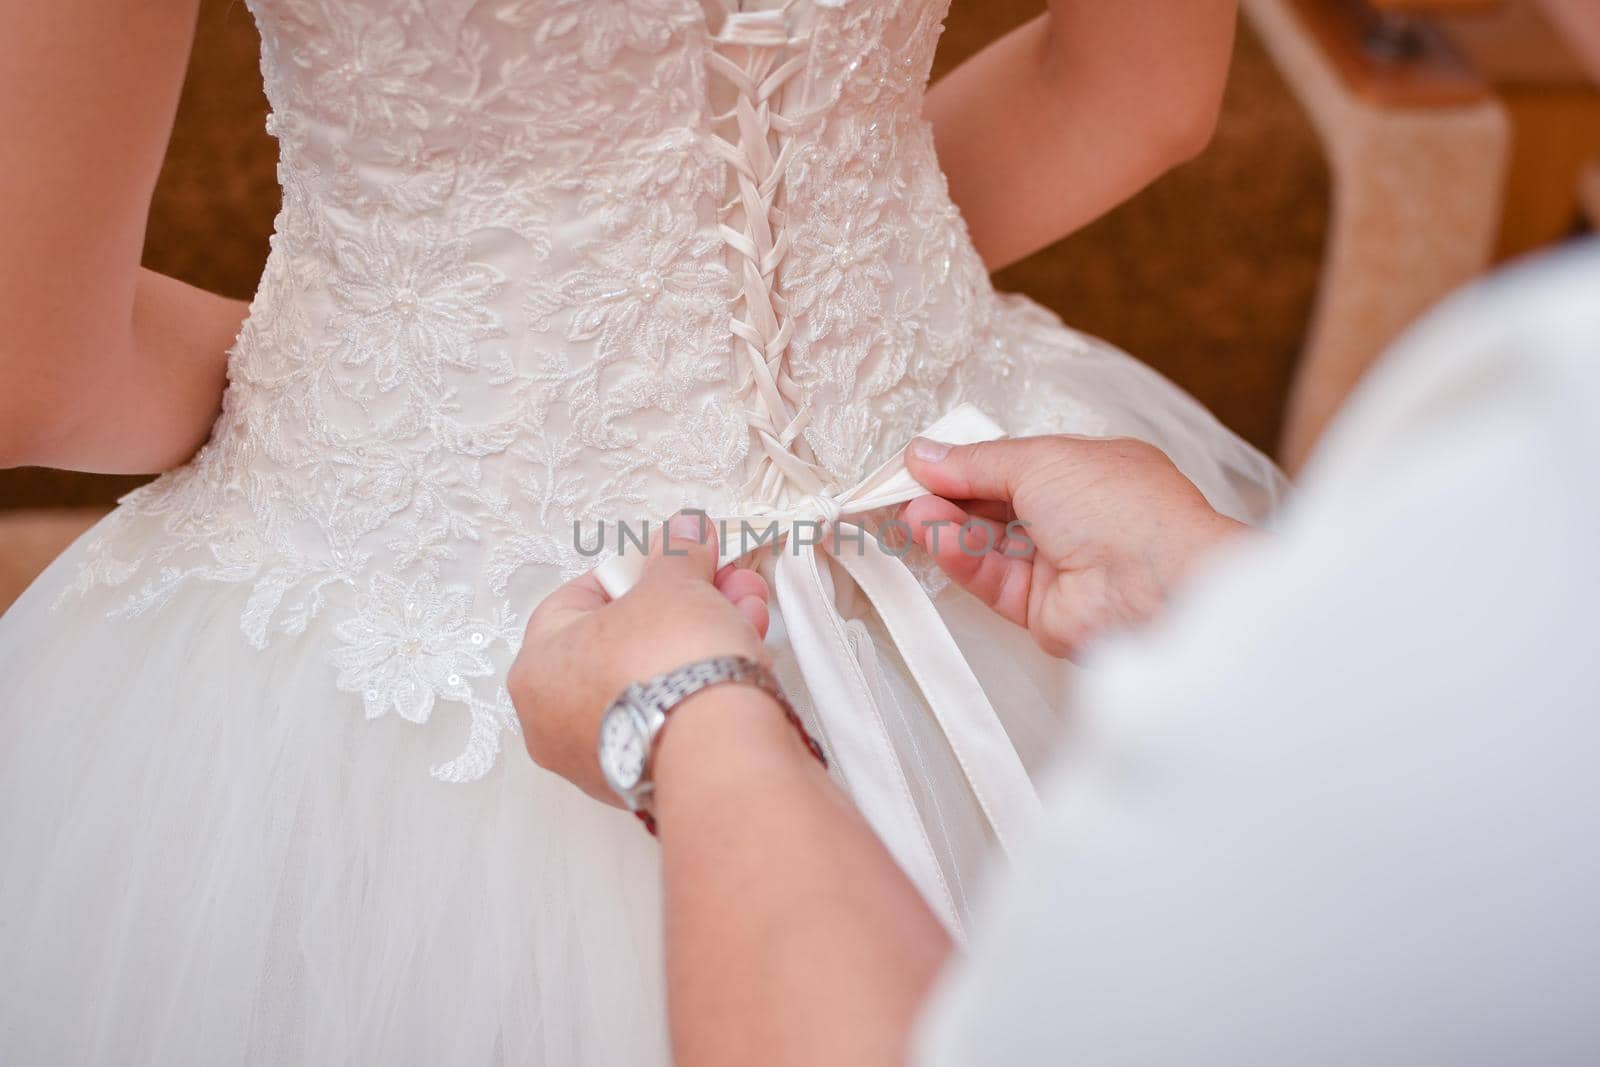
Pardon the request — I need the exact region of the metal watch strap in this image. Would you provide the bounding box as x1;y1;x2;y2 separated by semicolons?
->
627;655;827;835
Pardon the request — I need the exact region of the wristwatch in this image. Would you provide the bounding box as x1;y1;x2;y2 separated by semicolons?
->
597;655;826;834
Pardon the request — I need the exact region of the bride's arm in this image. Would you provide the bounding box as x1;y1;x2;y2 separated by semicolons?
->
926;0;1238;271
0;0;247;475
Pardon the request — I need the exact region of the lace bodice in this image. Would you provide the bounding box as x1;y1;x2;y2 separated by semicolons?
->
67;0;1086;780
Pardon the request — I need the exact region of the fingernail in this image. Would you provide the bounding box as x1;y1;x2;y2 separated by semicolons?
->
910;437;950;463
669;511;709;543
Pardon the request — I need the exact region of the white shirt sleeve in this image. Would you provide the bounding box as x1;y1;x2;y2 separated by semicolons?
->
915;245;1600;1067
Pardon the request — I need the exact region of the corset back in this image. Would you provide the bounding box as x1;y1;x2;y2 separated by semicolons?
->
242;0;993;508
66;0;1043;779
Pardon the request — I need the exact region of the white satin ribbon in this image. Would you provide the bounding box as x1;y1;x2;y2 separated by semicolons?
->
594;404;1043;935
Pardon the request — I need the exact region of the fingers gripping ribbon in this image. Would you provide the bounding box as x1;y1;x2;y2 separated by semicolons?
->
596;4;1043;938
595;405;1044;938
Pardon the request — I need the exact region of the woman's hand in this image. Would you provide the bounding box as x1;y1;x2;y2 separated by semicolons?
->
509;512;773;805
903;434;1246;660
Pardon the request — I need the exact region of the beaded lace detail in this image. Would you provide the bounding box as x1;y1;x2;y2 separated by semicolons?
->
61;0;1109;781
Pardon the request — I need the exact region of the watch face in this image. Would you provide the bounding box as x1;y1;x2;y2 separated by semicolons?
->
599;703;648;794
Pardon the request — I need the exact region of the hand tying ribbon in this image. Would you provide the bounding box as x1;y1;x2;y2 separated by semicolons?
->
595;404;1045;937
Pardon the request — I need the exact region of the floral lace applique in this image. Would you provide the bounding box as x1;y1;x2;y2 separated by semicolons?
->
62;0;1108;782
330;218;507;392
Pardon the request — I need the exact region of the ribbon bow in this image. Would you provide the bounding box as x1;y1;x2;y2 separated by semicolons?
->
595;404;1043;935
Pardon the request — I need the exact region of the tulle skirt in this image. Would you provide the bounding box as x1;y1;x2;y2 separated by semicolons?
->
0;306;1285;1065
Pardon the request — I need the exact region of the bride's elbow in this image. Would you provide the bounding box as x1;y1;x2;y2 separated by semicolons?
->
1159;93;1224;166
0;391;51;470
0;410;41;471
0;359;76;471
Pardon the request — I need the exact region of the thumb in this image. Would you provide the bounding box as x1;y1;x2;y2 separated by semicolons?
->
905;435;1063;503
639;510;720;587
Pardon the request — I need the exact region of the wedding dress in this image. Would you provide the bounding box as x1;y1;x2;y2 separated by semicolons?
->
0;0;1285;1062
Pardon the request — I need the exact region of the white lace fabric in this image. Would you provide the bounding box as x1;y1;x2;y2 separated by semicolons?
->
59;0;1284;782
2;3;1290;1061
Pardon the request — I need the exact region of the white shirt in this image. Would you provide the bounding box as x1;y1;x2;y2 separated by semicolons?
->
917;243;1600;1065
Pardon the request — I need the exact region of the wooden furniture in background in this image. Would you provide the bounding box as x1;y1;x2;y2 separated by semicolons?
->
1264;0;1599;471
1437;1;1600;258
1250;0;1509;472
1303;0;1493;105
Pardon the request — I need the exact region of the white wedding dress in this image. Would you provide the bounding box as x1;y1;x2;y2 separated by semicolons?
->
0;0;1285;1062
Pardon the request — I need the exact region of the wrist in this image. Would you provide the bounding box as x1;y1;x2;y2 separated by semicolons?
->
595;655;827;835
1193;511;1249;565
1164;510;1248;589
656;685;807;775
653;686;824;818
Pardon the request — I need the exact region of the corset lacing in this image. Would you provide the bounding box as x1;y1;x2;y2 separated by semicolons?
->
705;1;829;518
603;2;1044;942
